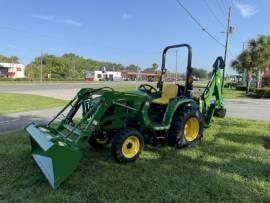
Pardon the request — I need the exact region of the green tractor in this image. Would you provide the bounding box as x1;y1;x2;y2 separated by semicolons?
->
25;44;226;189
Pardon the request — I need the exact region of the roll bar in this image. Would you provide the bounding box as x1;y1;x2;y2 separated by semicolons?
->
157;44;193;95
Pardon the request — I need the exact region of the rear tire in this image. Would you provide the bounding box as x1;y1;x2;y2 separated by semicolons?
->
168;107;204;147
111;128;144;163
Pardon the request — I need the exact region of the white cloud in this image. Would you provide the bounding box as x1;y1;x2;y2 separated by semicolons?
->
29;14;55;21
28;14;83;27
62;19;83;27
234;2;257;17
122;13;132;20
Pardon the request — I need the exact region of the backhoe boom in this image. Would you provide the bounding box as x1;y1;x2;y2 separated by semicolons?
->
201;57;226;126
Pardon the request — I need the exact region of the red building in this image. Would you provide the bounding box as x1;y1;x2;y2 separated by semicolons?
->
0;63;25;78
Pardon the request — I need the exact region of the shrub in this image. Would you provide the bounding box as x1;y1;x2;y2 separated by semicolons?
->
225;82;237;88
0;77;85;82
256;88;270;98
235;85;255;92
235;85;246;91
45;78;84;81
14;78;33;81
262;74;270;87
0;77;33;81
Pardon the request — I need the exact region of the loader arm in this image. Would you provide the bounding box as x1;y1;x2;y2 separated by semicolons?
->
201;57;226;126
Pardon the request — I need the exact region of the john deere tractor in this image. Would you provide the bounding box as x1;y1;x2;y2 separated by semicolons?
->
25;44;226;189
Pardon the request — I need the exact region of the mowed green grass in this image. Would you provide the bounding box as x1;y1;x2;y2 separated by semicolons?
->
222;88;246;99
0;118;270;202
0;93;67;114
113;84;137;92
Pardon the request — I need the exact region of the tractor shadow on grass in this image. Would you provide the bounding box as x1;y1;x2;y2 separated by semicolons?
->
194;129;270;179
137;144;270;202
212;118;256;129
213;131;268;145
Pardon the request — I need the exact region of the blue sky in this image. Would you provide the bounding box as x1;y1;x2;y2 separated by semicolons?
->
0;0;269;73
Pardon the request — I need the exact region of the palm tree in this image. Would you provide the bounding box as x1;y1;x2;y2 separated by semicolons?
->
231;35;270;92
248;35;270;88
231;50;254;94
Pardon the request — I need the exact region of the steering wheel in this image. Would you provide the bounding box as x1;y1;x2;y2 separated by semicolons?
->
138;84;158;94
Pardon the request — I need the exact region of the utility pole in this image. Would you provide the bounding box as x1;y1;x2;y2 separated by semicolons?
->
136;64;140;89
40;50;43;82
175;50;178;83
222;6;232;90
73;62;76;79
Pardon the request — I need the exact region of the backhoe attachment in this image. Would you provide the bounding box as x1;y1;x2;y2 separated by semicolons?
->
201;56;226;126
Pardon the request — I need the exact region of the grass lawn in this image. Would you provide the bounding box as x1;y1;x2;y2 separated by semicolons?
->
0;93;67;115
222;88;246;99
113;84;137;92
0;118;270;202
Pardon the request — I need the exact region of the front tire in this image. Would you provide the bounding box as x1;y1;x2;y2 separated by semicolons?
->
168;107;204;147
111;128;144;163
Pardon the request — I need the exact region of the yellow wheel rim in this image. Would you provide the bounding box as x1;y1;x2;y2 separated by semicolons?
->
184;117;200;142
122;136;140;158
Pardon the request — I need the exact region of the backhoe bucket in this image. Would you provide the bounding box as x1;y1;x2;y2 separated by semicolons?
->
25;123;82;189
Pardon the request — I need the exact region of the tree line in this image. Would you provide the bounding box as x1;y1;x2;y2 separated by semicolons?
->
26;53;126;79
0;52;209;80
0;55;19;63
25;54;168;79
25;54;209;80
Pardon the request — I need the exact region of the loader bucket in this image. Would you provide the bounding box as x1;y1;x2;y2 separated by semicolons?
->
25;123;82;189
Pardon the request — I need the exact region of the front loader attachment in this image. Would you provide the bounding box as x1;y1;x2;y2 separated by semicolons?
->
25;88;113;189
24;87;144;189
26;123;82;189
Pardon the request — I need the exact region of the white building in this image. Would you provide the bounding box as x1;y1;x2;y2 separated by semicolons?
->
85;71;121;81
0;63;25;78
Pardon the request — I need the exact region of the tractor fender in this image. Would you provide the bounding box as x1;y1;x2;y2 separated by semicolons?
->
162;98;198;129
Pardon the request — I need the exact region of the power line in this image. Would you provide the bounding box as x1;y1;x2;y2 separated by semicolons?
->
204;0;226;28
221;0;228;11
216;0;227;19
223;0;230;8
174;0;225;47
225;0;233;8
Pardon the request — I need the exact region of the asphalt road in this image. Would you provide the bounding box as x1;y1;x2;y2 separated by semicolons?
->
0;81;142;100
225;99;270;121
0;107;60;134
0;81;140;92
